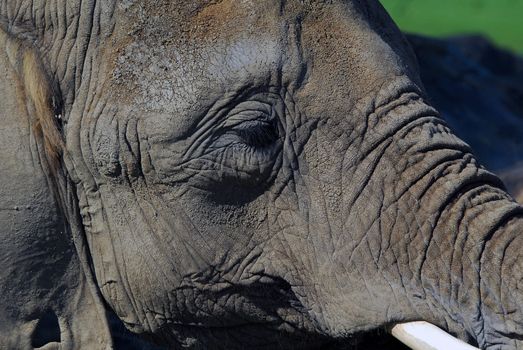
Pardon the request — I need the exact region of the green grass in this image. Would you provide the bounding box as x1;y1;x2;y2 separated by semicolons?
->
380;0;523;54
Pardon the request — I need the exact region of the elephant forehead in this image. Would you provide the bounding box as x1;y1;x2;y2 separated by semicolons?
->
118;0;264;30
109;1;288;142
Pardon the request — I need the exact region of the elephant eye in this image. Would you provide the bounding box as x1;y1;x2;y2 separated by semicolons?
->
229;118;279;148
189;96;284;190
217;99;282;149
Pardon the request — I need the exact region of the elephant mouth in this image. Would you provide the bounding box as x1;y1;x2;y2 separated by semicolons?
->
142;273;422;349
137;274;331;348
157;323;409;349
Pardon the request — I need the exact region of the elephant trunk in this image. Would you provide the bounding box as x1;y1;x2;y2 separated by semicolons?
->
464;208;523;348
282;80;523;348
380;94;523;348
289;8;523;341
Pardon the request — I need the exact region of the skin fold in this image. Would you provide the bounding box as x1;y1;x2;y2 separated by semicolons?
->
0;0;522;349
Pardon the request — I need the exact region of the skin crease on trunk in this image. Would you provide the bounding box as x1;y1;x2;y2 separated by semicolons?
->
0;0;523;349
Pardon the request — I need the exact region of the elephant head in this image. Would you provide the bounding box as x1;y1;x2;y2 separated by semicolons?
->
1;1;522;349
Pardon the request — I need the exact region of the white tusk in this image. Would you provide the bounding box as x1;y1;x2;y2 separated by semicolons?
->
391;322;480;350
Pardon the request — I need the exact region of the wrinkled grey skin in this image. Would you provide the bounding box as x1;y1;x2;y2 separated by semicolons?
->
2;1;523;349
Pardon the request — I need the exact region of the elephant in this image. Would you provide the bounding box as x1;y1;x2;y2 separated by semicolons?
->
1;0;523;349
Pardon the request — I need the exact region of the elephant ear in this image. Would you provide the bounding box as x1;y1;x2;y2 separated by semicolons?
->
0;30;114;349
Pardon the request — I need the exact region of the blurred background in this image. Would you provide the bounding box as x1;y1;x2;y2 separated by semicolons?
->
380;0;523;55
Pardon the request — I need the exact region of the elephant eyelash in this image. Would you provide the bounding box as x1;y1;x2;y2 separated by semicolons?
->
229;119;280;148
216;97;282;150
